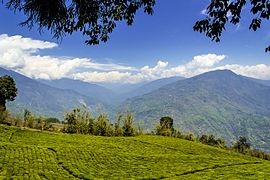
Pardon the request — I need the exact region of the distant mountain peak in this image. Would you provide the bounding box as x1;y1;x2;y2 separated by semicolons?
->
201;69;237;77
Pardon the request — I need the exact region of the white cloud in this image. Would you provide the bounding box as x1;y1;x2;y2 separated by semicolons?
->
1;34;270;83
214;64;270;80
0;34;135;80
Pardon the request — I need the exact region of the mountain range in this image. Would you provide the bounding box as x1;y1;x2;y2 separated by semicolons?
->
1;67;270;151
122;70;270;151
0;68;105;118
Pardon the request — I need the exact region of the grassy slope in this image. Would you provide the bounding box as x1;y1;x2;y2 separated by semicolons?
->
0;125;270;179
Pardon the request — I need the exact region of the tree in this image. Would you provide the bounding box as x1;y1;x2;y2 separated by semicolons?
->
64;107;93;134
64;108;80;133
156;116;174;136
0;75;17;111
194;0;270;52
4;1;270;52
3;0;155;45
199;134;208;144
23;109;34;128
95;113;113;136
122;112;135;136
233;136;251;154
160;116;174;130
114;114;123;136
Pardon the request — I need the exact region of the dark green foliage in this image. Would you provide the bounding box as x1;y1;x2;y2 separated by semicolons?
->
194;0;270;52
233;136;251;154
122;112;135;137
249;149;270;160
46;117;60;124
231;136;270;160
156;116;174;136
64;107;92;134
64;107;135;137
114;114;124;136
0;110;9;124
22;109;53;130
160;116;174;130
3;0;155;45
183;133;197;142
199;134;225;148
0;75;17;111
95;113;113;136
199;134;208;144
23;109;34;128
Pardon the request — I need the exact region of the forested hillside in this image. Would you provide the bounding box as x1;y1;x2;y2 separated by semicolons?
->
122;70;270;151
0;68;106;118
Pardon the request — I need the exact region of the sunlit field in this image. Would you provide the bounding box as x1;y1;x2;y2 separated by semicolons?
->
0;125;270;179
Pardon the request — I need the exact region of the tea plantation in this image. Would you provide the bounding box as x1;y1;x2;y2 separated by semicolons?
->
0;125;270;179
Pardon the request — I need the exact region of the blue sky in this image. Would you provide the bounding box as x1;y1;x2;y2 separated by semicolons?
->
0;0;270;83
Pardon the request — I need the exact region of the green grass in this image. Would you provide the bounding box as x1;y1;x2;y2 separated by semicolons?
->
0;125;270;179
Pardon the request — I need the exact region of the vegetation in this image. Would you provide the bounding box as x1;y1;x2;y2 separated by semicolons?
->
123;70;270;152
194;0;270;52
1;72;270;178
1;124;270;179
156;116;174;136
199;134;225;148
3;0;155;45
0;67;107;120
0;108;58;132
64;106;137;137
0;75;17;111
233;137;270;160
3;1;270;52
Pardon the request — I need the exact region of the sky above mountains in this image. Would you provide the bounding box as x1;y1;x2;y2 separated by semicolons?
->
0;0;270;83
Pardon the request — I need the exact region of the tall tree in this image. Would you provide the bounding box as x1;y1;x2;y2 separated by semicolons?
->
3;0;155;45
0;75;17;111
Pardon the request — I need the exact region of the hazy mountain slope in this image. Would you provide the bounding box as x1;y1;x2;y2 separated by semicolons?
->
246;77;270;87
123;76;185;98
39;78;116;104
0;67;105;119
122;70;270;151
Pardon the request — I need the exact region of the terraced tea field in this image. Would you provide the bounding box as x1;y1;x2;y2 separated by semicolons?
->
0;124;270;179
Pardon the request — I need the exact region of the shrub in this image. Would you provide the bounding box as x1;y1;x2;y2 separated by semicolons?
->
199;134;225;148
122;112;135;137
156;116;174;136
233;136;251;154
114;114;123;136
95;113;113;136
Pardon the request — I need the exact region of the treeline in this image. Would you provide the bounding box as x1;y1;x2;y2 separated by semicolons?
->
63;106;139;137
1;106;270;161
0;109;60;132
155;116;225;148
154;116;270;160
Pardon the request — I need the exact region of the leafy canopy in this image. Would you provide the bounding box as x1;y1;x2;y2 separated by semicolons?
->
194;0;270;52
0;75;17;110
3;0;270;52
3;0;155;45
